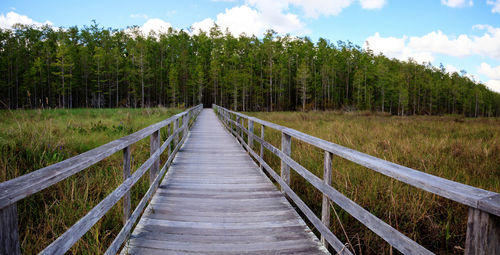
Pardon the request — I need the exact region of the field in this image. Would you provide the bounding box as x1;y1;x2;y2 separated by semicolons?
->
246;111;500;254
0;107;182;254
1;108;499;254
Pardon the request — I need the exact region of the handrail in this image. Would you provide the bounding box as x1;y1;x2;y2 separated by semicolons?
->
213;104;500;255
0;104;203;255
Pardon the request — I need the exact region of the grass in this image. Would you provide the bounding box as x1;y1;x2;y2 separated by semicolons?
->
0;107;182;254
245;111;500;254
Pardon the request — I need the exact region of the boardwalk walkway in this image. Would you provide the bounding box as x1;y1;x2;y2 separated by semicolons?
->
122;109;329;254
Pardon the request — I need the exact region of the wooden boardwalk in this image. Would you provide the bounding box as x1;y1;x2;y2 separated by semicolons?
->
122;109;329;254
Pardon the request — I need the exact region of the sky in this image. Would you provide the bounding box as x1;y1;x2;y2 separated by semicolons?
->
1;0;500;92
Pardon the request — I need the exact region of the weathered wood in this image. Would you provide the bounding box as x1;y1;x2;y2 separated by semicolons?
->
123;109;328;255
260;125;264;169
217;106;500;217
0;203;20;255
123;146;131;225
465;207;500;255
174;118;179;145
0;105;201;210
248;119;254;148
321;150;332;247
150;130;160;184
105;131;188;255
222;112;432;254
280;132;291;192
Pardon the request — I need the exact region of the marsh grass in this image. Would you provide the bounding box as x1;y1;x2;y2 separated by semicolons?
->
247;111;500;254
0;107;182;254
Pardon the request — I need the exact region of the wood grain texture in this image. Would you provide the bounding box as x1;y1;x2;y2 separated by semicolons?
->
321;151;332;247
0;203;20;255
122;109;329;255
122;146;131;225
465;207;500;255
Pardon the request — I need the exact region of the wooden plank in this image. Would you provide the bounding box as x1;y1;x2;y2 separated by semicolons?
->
465;207;500;255
123;109;328;255
0;203;20;255
122;146;131;225
0;105;201;210
322;150;332;247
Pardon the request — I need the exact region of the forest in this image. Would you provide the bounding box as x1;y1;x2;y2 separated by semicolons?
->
1;21;500;116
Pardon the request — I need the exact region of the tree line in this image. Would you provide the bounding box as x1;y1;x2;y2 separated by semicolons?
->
1;21;499;116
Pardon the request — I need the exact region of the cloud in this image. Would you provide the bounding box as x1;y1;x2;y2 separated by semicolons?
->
365;25;500;63
485;80;500;92
192;4;306;36
130;13;149;19
365;32;435;63
359;0;387;9
487;0;500;13
0;11;52;29
441;0;473;8
478;63;500;80
140;18;172;35
476;63;500;92
445;64;461;74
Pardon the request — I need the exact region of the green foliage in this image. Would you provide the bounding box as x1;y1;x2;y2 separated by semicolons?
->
0;23;499;116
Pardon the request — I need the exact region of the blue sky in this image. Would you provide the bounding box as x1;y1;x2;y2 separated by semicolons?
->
1;0;500;92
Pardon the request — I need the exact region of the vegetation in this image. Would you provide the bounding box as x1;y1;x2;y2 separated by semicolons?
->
247;111;500;254
0;107;181;254
1;22;500;116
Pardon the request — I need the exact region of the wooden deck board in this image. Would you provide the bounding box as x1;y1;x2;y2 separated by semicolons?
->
122;109;329;255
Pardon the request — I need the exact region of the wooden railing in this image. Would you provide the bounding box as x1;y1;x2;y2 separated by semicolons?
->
0;104;203;255
213;104;500;255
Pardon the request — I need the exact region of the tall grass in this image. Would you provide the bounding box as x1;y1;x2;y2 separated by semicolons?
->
247;111;500;254
0;107;182;254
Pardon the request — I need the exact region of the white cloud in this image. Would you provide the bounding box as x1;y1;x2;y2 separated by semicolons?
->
487;0;500;13
130;13;149;19
140;18;172;35
478;63;500;80
359;0;387;9
441;0;473;8
365;25;500;63
445;64;461;74
192;4;306;36
0;11;52;29
476;63;500;92
485;80;500;92
191;18;216;34
365;32;435;63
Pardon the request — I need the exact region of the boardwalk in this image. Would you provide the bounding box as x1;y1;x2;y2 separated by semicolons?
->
122;109;329;254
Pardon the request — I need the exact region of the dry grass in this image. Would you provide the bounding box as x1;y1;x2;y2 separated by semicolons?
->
0;107;182;254
246;111;500;254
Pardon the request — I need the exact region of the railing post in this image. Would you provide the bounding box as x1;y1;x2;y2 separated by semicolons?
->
465;206;500;254
122;146;131;225
248;120;254;148
260;125;265;169
281;132;291;192
321;150;333;247
183;114;189;137
166;124;171;158
240;118;244;139
174;118;179;145
236;116;240;139
0;203;21;255
150;130;160;184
